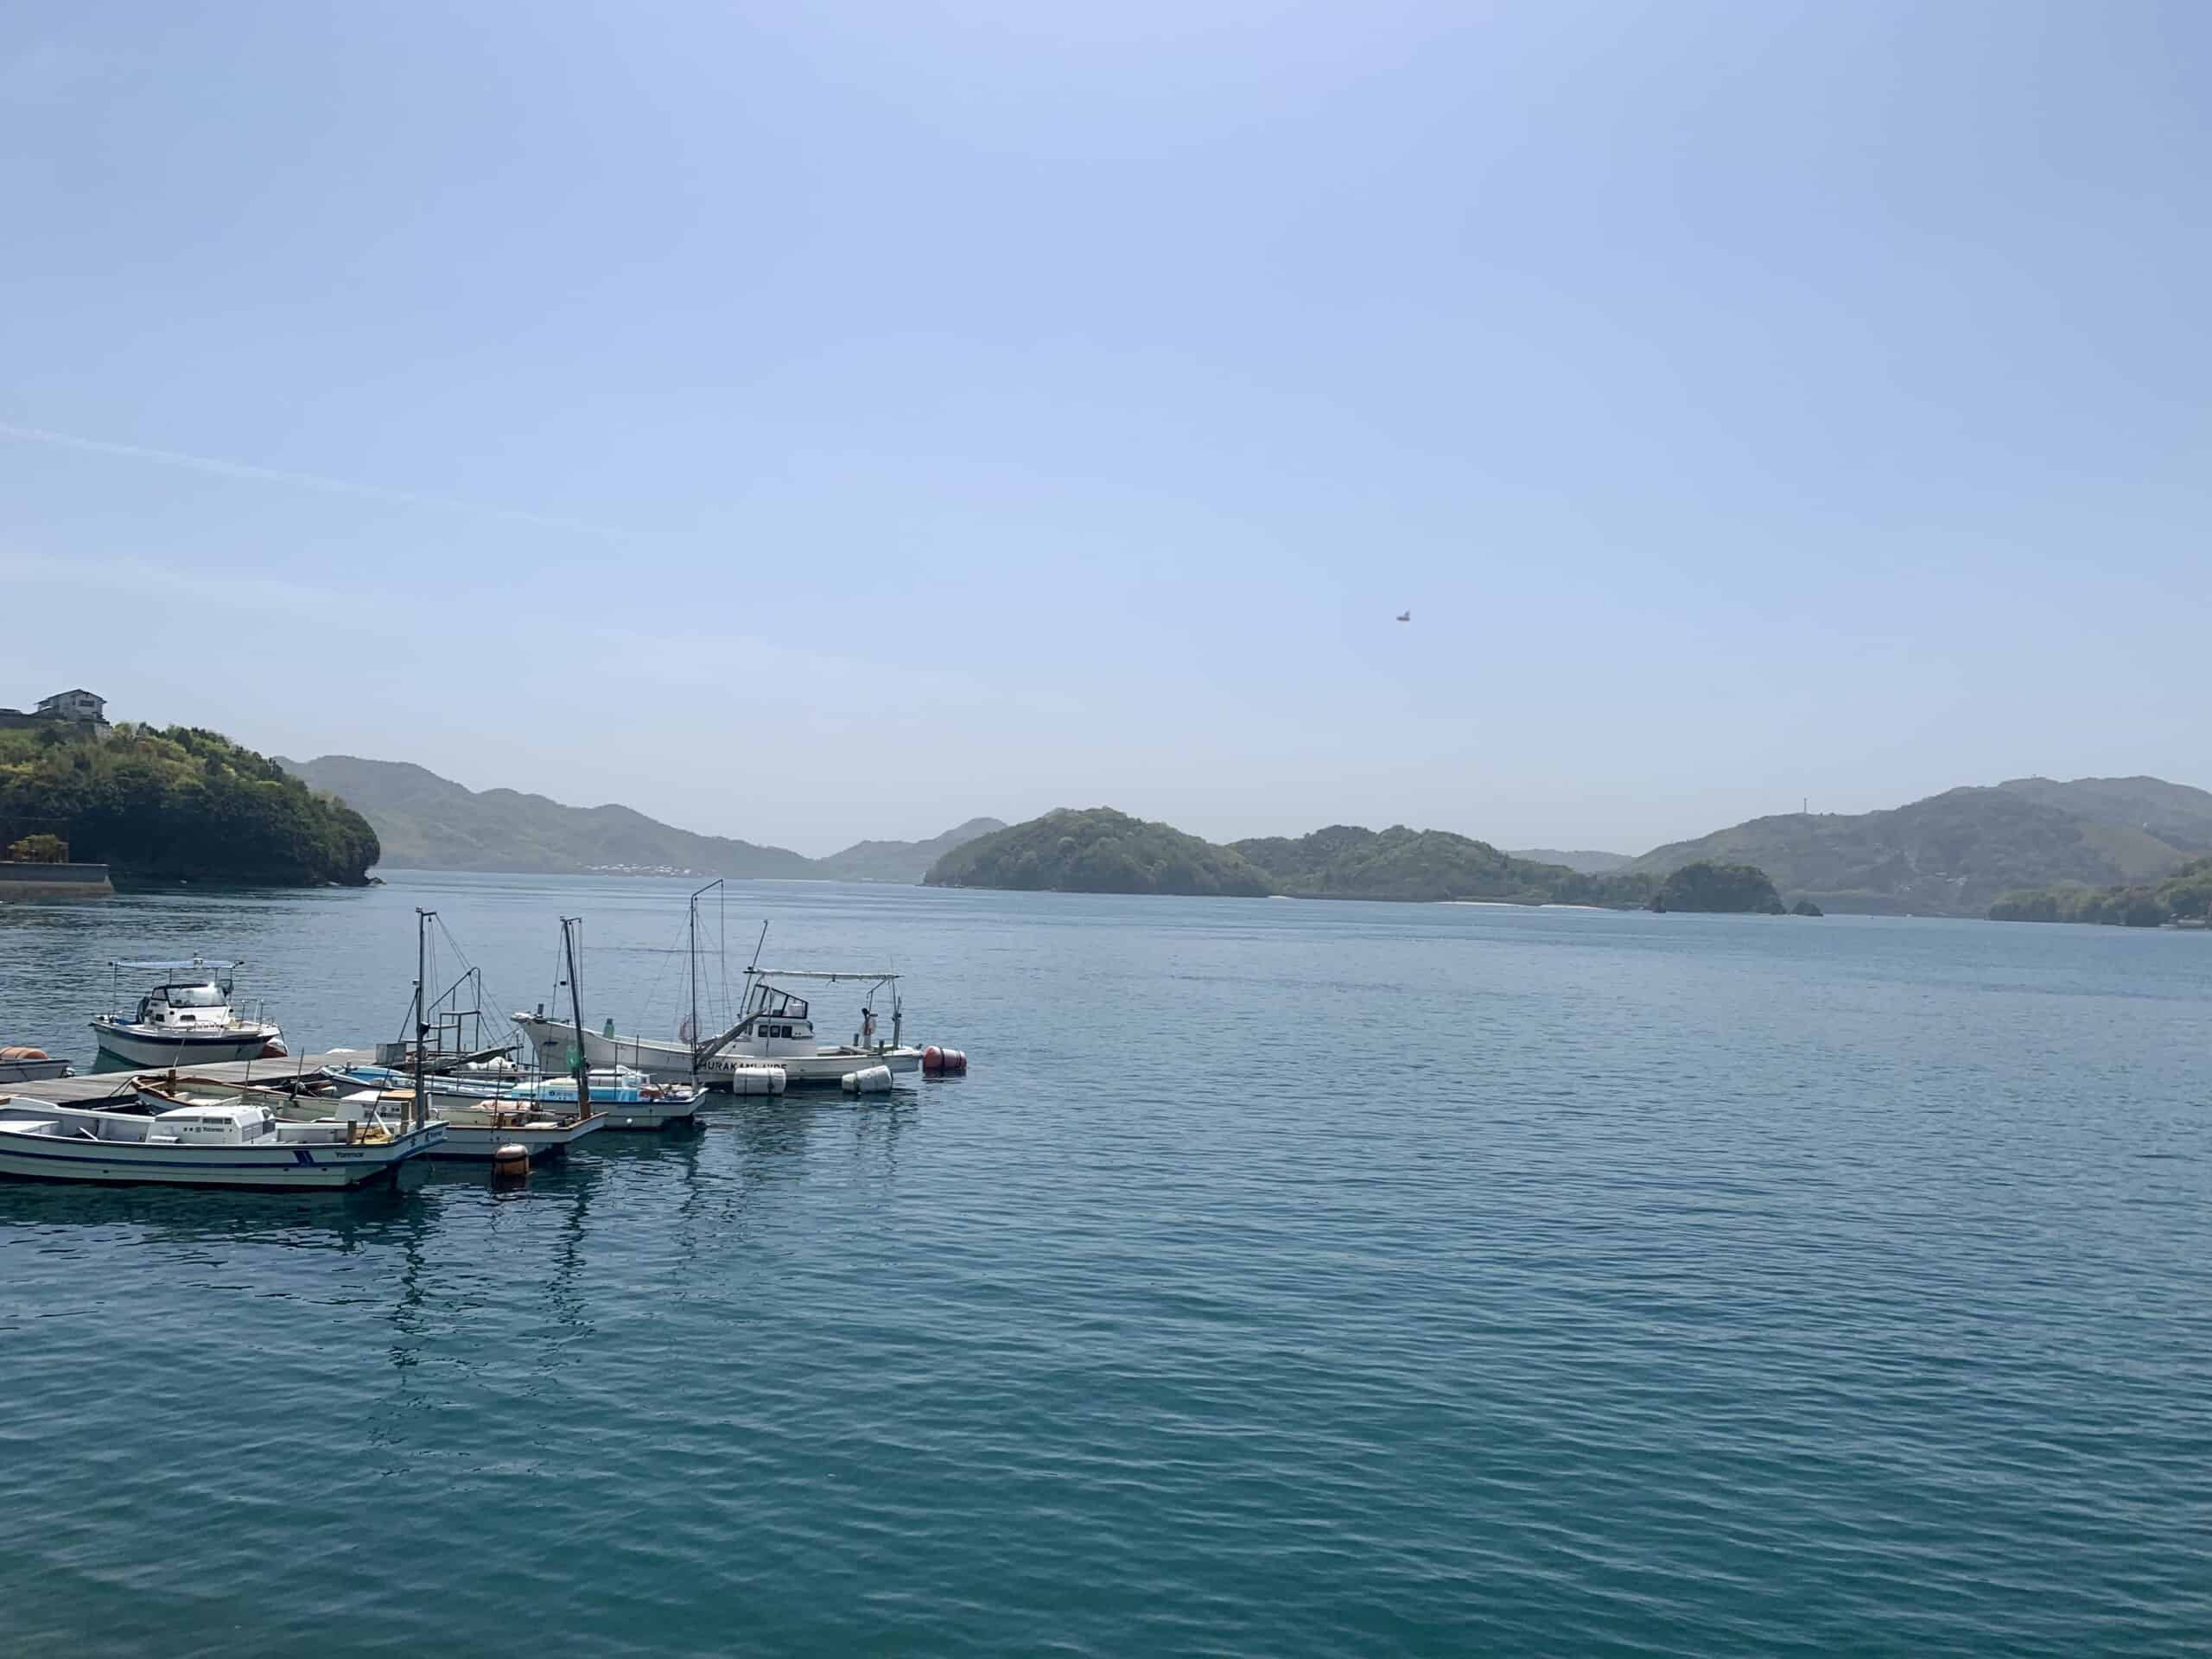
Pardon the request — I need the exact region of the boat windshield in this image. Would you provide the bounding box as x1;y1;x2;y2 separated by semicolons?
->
167;984;228;1008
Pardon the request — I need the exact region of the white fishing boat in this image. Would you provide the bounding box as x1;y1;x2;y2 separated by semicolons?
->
516;906;925;1089
688;967;920;1086
90;959;284;1068
0;1093;441;1189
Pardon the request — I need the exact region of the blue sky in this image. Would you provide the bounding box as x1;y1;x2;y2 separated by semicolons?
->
3;1;2204;855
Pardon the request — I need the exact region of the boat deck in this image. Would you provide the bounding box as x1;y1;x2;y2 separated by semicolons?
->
2;1052;372;1107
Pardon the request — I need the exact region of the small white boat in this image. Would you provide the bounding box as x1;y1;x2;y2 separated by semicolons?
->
316;1067;606;1160
90;958;283;1068
0;1093;441;1189
0;1046;70;1084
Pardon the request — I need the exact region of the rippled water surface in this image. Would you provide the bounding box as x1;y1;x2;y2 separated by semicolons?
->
3;874;2209;1656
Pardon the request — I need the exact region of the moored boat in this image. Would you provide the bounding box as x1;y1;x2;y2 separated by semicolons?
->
0;1093;441;1189
90;959;283;1068
315;1065;607;1160
0;1046;70;1084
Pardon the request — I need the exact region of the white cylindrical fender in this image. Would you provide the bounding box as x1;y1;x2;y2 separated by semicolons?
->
840;1065;893;1095
725;1065;787;1096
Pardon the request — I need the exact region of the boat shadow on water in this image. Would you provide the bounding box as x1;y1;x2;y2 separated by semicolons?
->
0;1173;429;1250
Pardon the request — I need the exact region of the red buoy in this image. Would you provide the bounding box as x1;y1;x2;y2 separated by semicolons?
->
922;1046;968;1076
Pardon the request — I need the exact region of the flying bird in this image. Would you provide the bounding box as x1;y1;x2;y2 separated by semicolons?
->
1395;611;1411;622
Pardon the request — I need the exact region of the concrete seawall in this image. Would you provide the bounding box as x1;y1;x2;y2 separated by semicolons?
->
0;861;113;900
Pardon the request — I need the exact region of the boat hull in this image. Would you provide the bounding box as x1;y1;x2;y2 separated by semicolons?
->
424;1116;605;1161
0;1057;71;1084
512;1020;923;1089
92;1021;280;1069
0;1122;442;1190
512;1016;696;1083
709;1047;922;1088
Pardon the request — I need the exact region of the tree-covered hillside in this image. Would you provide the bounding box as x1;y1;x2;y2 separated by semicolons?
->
1;724;378;885
1629;787;2189;916
1652;860;1786;914
1989;856;2212;927
1231;824;1652;906
924;808;1274;897
1996;776;2212;854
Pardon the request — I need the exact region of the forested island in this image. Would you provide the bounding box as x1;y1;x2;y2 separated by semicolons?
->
1989;856;2212;927
924;807;1273;896
1649;860;1787;914
926;809;1800;914
1;723;379;886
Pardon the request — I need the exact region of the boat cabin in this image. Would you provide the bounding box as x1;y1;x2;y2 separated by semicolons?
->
134;980;239;1030
156;1103;278;1144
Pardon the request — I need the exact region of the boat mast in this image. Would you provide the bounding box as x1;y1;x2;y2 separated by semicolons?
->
562;916;591;1111
412;909;432;1134
685;878;724;1077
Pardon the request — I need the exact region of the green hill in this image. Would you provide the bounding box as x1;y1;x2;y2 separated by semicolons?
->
1995;775;2212;853
1232;824;1651;906
276;754;814;877
1652;860;1785;914
1990;855;2212;927
1628;786;2192;916
815;817;1007;883
2;724;378;885
924;807;1274;897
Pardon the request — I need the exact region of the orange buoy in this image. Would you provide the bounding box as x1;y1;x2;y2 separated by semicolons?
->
922;1046;967;1076
492;1142;531;1179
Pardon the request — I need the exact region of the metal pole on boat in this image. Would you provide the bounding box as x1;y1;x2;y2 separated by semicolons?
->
562;917;591;1113
413;909;433;1135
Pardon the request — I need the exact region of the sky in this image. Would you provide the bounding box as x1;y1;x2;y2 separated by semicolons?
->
2;0;2206;857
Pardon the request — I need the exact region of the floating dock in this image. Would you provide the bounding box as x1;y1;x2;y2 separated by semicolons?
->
2;1052;372;1106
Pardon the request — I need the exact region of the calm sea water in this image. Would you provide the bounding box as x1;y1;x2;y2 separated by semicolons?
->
2;874;2209;1657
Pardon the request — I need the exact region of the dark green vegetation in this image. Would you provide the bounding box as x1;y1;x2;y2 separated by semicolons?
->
814;818;1008;884
1989;856;2212;927
1651;861;1785;914
1231;824;1652;906
925;807;1274;897
2;725;378;886
1630;777;2209;917
1791;899;1824;917
278;755;1004;880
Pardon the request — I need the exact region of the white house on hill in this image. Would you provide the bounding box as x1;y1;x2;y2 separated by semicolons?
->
36;690;106;722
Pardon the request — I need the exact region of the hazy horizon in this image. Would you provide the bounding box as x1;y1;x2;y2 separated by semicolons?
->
7;3;2206;855
276;746;2208;865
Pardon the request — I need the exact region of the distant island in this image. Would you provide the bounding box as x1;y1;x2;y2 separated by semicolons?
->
275;755;1001;883
1626;776;2212;918
1650;860;1785;915
926;810;1802;914
1989;856;2212;927
3;715;378;887
925;807;1273;897
1230;824;1652;906
262;751;2212;920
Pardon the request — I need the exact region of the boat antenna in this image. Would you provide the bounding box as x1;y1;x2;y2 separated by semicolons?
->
562;916;592;1113
747;919;768;976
